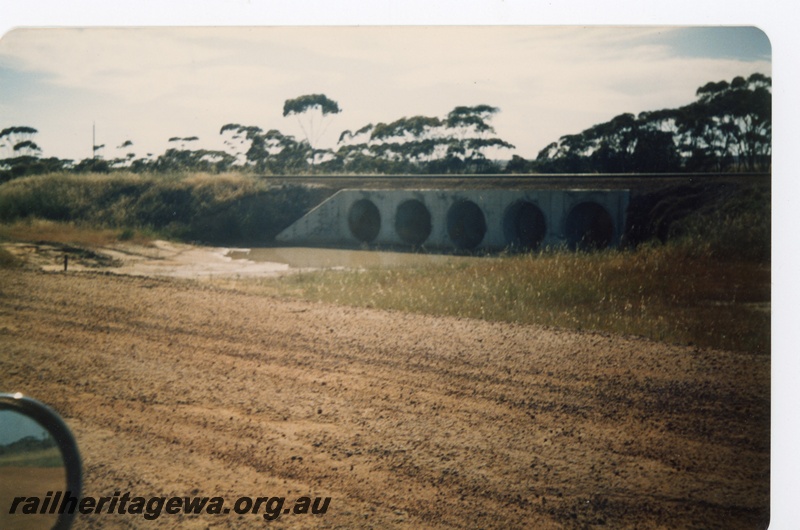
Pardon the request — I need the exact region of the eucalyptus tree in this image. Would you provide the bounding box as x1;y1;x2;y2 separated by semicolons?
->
675;73;771;171
219;123;311;174
442;105;514;172
535;128;598;173
0;126;40;158
333;105;513;173
534;73;770;173
0;126;69;180
147;135;235;172
445;105;499;137
11;140;42;157
536;112;680;173
153;148;234;173
333;115;440;173
110;140;136;168
220;123;256;165
168;136;200;150
283;94;341;166
370;115;444;166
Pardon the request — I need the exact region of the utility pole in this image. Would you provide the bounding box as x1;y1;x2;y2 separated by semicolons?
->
92;121;96;160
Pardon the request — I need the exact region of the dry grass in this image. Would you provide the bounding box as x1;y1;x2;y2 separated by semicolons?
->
237;245;769;354
0;219;154;247
0;173;769;352
0;246;21;268
0;172;329;244
0;446;63;468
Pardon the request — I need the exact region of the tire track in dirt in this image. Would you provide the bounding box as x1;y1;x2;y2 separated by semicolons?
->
0;269;769;529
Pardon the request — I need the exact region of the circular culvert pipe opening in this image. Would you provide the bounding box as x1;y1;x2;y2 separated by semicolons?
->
395;199;432;246
503;200;546;250
565;202;614;250
348;199;381;243
446;200;486;250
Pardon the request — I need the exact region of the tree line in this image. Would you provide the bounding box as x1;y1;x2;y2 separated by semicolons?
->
0;73;770;182
516;72;771;174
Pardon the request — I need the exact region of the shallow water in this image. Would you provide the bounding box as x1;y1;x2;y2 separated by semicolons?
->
227;246;482;270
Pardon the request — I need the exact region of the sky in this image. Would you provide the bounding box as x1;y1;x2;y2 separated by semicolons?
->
0;24;771;162
0;410;51;446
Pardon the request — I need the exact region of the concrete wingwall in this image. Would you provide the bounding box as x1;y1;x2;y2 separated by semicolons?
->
276;189;630;252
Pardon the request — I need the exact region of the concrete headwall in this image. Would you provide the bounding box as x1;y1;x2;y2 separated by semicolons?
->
276;189;630;251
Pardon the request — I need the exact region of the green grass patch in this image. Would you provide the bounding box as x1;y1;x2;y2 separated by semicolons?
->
238;245;769;354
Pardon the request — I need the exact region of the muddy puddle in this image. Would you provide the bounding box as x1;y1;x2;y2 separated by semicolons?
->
228;246;481;270
4;240;484;280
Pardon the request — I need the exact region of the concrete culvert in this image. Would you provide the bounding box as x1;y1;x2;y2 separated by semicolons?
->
348;199;381;243
503;201;546;250
447;200;486;250
565;202;614;250
395;199;432;246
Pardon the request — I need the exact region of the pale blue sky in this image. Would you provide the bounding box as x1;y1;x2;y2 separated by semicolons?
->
0;25;771;161
0;410;51;446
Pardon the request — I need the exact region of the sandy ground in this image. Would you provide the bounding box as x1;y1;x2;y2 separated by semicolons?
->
0;250;770;529
0;466;66;530
3;240;292;279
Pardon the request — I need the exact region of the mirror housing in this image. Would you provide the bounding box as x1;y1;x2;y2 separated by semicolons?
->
0;393;82;530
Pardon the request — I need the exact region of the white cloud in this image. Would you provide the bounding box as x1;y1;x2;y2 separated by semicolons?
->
0;26;772;160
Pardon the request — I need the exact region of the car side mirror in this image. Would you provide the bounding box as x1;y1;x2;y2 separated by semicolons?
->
0;393;82;530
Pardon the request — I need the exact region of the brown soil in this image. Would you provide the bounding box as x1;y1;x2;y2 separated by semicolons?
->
0;466;66;530
0;266;769;529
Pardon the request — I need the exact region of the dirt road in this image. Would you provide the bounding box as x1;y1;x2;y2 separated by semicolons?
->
0;268;769;529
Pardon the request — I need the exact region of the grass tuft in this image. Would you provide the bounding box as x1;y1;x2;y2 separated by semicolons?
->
239;245;769;354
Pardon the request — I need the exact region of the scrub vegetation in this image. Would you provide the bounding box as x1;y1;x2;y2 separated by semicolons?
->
243;244;769;355
232;181;771;355
0;169;770;355
0;171;329;245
